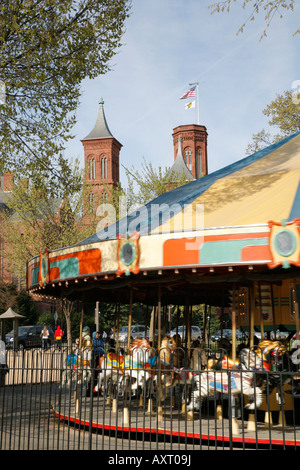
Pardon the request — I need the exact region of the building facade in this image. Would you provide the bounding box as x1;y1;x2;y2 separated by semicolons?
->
81;98;122;208
172;124;208;179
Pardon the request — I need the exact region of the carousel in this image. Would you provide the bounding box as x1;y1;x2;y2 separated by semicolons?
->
26;130;300;447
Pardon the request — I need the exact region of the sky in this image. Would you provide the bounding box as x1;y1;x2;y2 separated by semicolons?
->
65;0;300;187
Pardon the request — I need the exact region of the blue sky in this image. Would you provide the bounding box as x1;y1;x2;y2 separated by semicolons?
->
65;0;300;186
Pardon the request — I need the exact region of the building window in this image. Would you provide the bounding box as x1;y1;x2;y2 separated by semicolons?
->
196;148;201;178
102;191;108;202
101;156;107;179
185;148;192;171
89;157;95;180
89;192;95;211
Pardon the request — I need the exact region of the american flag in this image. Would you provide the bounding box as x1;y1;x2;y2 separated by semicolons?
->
180;86;196;100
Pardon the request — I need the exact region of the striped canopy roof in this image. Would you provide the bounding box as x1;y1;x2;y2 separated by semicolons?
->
81;131;300;243
27;131;300;302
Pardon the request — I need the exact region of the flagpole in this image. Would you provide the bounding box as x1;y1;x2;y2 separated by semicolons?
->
189;82;199;124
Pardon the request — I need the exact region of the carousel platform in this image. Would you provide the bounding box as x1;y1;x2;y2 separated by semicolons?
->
52;390;300;450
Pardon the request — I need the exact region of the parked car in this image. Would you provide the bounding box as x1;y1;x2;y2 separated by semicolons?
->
236;329;249;341
170;325;202;342
211;329;232;342
117;325;152;345
5;325;54;350
211;329;249;343
270;329;290;341
253;331;267;341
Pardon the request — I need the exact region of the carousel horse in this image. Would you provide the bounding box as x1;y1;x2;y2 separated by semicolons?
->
252;340;297;403
156;336;178;399
187;347;264;412
95;338;152;395
61;336;93;389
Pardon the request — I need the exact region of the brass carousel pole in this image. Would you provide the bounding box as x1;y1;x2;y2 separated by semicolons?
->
75;298;85;414
127;288;133;351
258;281;264;340
124;288;133;425
249;283;256;348
157;284;163;421
145;304;149;339
116;301;120;351
271;282;277;340
293;283;300;371
203;304;208;346
186;291;191;355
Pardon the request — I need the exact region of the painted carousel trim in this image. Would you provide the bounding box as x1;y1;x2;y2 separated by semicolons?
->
116;231;140;276
268;218;300;269
162;231;271;267
38;248;50;287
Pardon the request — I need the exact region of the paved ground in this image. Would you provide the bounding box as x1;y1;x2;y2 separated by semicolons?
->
1;382;300;451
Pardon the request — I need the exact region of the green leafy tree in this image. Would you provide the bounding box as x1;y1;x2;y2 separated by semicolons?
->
0;0;131;190
246;89;300;154
210;0;299;39
123;159;190;207
1;159;98;282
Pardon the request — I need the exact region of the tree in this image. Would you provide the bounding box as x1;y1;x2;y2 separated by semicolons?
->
123;159;190;207
0;282;37;332
0;0;131;190
246;89;300;154
1;159;99;282
210;0;299;39
93;159;191;235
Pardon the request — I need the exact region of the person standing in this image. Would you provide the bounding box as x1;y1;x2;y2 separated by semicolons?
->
92;331;104;367
55;325;63;350
102;330;107;343
41;326;49;351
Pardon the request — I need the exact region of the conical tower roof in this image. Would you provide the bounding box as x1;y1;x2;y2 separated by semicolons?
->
168;136;194;181
83;98;113;140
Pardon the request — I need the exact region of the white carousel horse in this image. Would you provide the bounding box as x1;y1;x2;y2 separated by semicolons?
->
94;338;152;395
187;348;264;412
61;337;93;389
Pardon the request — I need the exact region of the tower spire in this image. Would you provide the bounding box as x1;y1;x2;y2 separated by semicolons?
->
168;135;194;181
83;97;113;140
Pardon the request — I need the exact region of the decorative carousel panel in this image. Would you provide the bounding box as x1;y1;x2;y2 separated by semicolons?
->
116;231;140;276
38;248;50;287
268;219;300;269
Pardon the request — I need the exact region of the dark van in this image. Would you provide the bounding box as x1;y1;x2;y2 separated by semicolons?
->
5;325;54;350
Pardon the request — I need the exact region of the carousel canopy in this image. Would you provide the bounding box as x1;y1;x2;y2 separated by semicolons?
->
27;131;300;305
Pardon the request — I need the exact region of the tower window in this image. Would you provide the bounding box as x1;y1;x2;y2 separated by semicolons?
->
89;157;95;180
101;156;107;179
196;148;202;178
185;148;192;171
89;192;95;211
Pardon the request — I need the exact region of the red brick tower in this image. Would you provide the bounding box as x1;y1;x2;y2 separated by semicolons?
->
81;98;122;207
172;124;208;179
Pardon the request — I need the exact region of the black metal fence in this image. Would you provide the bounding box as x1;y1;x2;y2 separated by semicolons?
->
1;345;300;450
